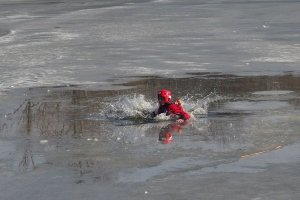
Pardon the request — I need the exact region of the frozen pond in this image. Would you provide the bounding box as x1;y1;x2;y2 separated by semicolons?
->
1;0;300;199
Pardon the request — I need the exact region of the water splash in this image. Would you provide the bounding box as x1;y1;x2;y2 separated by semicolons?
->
101;92;223;123
104;94;156;122
181;92;223;116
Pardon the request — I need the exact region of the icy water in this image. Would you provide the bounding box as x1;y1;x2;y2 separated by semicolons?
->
1;74;300;199
1;0;300;199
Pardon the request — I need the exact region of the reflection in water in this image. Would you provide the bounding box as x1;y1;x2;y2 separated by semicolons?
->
68;158;113;183
158;121;188;144
18;139;36;172
69;159;95;176
1;74;300;176
22;101;34;135
288;98;300;107
35;101;72;138
0;123;8;135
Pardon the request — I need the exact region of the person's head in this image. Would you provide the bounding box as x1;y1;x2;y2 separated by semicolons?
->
158;89;172;105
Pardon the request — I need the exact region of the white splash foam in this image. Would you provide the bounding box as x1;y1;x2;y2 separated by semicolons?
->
103;93;221;122
104;94;156;120
183;92;223;116
154;113;172;121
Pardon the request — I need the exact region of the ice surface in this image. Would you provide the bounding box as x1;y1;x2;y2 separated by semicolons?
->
1;0;300;91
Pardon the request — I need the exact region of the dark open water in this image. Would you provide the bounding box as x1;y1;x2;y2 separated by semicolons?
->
1;74;300;199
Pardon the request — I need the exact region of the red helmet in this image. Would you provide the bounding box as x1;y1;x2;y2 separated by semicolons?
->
158;89;172;103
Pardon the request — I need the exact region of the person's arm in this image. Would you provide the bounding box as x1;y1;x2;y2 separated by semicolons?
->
150;110;157;118
151;105;164;118
168;104;190;121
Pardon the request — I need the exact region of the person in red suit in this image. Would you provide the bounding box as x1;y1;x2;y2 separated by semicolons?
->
151;89;191;123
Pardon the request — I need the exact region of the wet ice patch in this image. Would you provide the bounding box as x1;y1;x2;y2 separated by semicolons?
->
246;43;300;63
3;14;42;22
118;66;176;76
25;31;79;42
0;30;17;44
189;143;300;175
0;28;11;38
117;157;209;183
252;90;293;95
153;0;173;3
0;68;75;90
109;123;159;144
224;101;289;111
0;141;14;159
